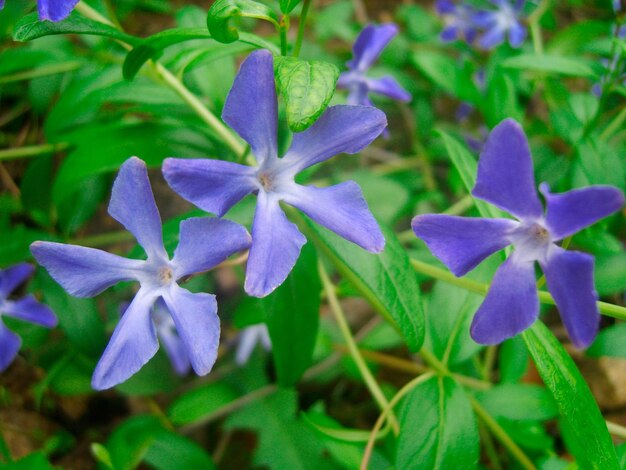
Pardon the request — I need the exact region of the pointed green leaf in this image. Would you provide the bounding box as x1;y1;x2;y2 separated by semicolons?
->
501;54;599;78
280;0;303;14
274;56;339;132
207;0;280;44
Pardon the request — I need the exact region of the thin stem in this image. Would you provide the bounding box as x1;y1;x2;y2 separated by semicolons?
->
317;259;400;434
279;15;290;56
470;397;537;470
410;258;626;321
0;143;69;161
479;420;504;470
0;62;81;85
360;372;435;470
292;0;312;57
68;230;135;247
607;420;626;441
600;105;626;141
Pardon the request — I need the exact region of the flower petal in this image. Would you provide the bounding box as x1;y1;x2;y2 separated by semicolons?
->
349;24;398;72
92;289;159;390
245;192;306;298
283;181;384;253
282;105;386;172
235;326;261;365
2;296;57;328
31;241;144;298
222;50;278;164
0;321;21;373
162;286;219;376
0;263;34;298
472;119;543;220
38;0;79;21
412;214;517;277
470;253;539;344
162;158;257;217
151;298;190;375
173;217;251;278
479;25;506;49
108;157;165;259
541;247;599;348
368;76;411;102
508;22;527;47
440;26;459;42
540;183;625;241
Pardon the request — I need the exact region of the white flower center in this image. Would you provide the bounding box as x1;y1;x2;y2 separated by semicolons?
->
510;221;553;263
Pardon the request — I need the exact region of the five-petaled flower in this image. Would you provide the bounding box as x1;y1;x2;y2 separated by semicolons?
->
412;119;624;348
337;24;411;107
31;157;251;390
0;0;79;22
0;263;57;372
235;324;272;366
435;0;480;44
163;50;386;298
473;0;527;49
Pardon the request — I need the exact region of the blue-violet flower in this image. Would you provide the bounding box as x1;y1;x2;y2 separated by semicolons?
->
337;24;411;107
412;119;624;348
235;324;271;366
0;0;79;22
31;157;251;389
163;50;386;298
473;0;527;49
0;263;57;372
435;0;479;44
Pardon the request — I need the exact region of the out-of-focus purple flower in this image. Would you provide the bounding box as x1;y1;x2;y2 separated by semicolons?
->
164;50;386;298
592;56;626;98
0;0;79;21
436;0;480;44
337;24;411;107
464;125;489;153
0;263;57;372
235;324;271;366
31;157;251;390
413;119;624;348
120;299;191;376
473;0;527;49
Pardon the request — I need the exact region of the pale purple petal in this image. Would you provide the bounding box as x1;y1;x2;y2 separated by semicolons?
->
38;0;79;22
367;76;411;102
436;0;455;14
152;299;191;376
540;183;624;241
108;157;165;259
348;24;398;72
92;289;159;390
236;325;262;365
508;22;527;48
472;119;543;220
0;1;5;9
163;286;219;376
412;214;517;277
0;263;34;298
30;241;144;298
440;26;459;42
222;50;277;164
283;181;384;253
173;217;251;278
162;158;257;217
282;105;386;172
541;247;599;348
479;26;506;49
2;296;57;328
470;253;538;344
245;192;306;298
0;322;21;372
347;83;372;107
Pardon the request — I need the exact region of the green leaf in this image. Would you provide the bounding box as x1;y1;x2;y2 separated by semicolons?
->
168;382;239;426
397;376;479;469
484;72;523;128
207;0;280;44
0;452;55;470
123;27;279;80
237;244;320;386
501;54;599;78
280;0;303;13
412;51;479;103
475;384;558;421
274;56;339;132
12;12;139;44
437;129;507;220
587;323;626;358
305;220;424;352
522;322;619;469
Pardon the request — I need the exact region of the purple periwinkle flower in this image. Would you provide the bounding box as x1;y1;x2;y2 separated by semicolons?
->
163;50;386;298
412;119;624;348
235;324;271;366
31;157;251;390
435;0;479;44
0;0;79;22
0;263;57;372
473;0;527;49
337;24;411;107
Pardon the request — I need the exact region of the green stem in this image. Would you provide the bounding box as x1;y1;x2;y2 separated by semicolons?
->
0;62;81;85
470;397;537;470
69;230;134;247
317;259;400;434
600;105;626;141
410;258;626;321
279;15;290;56
0;143;69;161
607;420;626;441
292;0;312;57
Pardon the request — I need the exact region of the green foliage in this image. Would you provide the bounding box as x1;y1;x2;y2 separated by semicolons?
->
280;0;303;14
207;0;280;44
274;56;339;132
